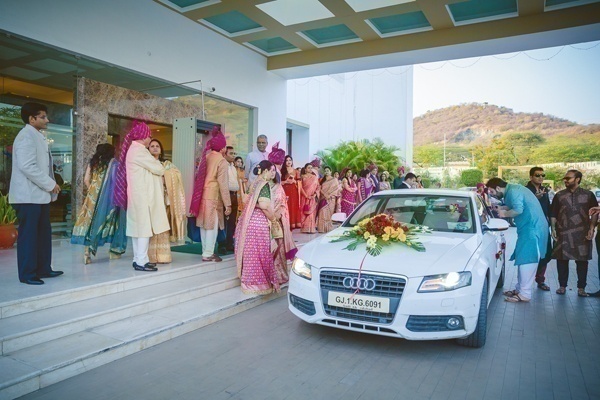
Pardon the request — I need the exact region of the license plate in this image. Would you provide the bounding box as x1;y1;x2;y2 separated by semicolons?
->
327;291;390;313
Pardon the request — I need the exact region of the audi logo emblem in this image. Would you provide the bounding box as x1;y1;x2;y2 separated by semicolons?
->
343;277;377;291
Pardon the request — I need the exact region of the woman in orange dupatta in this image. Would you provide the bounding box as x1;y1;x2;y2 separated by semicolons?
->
235;161;279;295
300;163;320;233
317;166;340;233
147;139;186;263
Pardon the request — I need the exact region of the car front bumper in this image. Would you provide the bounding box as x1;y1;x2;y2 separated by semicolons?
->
288;269;482;341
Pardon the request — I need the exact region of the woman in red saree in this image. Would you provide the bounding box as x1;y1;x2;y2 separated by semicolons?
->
317;166;341;233
300;163;320;233
272;178;297;286
281;155;301;229
340;168;358;216
235;161;279;295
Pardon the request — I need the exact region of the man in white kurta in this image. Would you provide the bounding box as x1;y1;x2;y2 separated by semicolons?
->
244;134;268;186
126;140;170;269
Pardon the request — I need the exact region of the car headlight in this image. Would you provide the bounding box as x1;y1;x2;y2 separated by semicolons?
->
418;272;472;292
292;258;312;280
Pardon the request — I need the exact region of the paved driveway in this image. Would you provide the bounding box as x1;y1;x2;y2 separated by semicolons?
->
20;230;600;400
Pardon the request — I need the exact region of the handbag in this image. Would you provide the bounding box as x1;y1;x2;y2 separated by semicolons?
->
303;203;311;215
187;216;201;243
187;216;227;244
270;219;284;239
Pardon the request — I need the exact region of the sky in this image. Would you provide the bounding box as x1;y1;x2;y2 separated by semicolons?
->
412;40;600;125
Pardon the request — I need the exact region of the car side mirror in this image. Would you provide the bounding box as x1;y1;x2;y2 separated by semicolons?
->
332;212;347;223
483;218;510;232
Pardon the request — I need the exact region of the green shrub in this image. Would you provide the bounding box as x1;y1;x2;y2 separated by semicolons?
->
460;169;483;187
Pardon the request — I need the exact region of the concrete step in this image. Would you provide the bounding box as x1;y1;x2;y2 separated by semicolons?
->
0;265;239;355
0;257;233;319
0;286;287;400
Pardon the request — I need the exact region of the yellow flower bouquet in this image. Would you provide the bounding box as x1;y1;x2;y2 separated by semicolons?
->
330;213;431;256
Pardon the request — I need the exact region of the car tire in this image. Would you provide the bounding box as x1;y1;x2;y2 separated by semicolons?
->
496;255;505;289
456;277;488;348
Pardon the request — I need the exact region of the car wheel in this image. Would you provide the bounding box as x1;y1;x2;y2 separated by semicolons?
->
496;255;505;289
456;277;488;348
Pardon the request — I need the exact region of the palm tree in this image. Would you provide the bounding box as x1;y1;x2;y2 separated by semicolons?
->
315;138;404;175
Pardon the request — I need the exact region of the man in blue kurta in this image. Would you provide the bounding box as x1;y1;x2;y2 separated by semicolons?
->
486;178;548;302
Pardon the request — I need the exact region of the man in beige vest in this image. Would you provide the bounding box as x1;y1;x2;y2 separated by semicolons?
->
190;128;231;262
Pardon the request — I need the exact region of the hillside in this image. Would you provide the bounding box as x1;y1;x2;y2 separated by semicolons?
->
413;103;600;146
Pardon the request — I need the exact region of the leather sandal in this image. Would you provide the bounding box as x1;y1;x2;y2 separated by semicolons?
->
202;255;223;262
505;294;530;303
577;289;589;297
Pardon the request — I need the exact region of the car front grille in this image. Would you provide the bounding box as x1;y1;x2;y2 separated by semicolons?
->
320;271;405;324
320;271;406;297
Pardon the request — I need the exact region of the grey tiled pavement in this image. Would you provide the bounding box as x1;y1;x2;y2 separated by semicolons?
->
18;256;600;400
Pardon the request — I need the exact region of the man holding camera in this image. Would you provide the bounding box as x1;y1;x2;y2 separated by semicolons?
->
526;167;553;291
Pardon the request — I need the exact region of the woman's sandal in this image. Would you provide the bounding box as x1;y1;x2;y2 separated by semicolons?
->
503;289;519;297
556;287;566;295
578;289;589;297
505;294;530;303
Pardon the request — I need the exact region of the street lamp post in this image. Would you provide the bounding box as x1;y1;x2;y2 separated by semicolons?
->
443;132;446;169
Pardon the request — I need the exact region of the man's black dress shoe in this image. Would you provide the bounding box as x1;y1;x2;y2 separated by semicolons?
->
38;271;64;278
133;262;158;272
21;278;44;285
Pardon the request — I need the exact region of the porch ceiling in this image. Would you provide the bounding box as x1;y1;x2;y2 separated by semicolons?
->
156;0;600;78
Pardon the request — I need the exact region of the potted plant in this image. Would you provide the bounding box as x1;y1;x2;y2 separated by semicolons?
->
0;193;18;249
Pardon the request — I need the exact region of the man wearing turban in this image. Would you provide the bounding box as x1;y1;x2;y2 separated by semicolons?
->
189;127;232;262
114;121;169;271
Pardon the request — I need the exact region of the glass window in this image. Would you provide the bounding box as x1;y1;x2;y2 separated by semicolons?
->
173;94;252;159
0;100;74;235
474;195;489;226
108;116;172;160
345;194;475;233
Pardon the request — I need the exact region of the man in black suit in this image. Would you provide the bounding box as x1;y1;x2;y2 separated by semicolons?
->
399;173;416;189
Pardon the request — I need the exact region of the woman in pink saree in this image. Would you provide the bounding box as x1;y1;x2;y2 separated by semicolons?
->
357;169;374;203
340;168;358;216
300;163;320;233
235;161;279;295
317;166;341;233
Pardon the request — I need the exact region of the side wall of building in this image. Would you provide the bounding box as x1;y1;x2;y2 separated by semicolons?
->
286;67;413;167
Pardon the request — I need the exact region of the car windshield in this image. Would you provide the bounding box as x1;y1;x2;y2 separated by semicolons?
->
344;194;475;233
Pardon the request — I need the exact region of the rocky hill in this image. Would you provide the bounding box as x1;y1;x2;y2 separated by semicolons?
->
413;103;600;146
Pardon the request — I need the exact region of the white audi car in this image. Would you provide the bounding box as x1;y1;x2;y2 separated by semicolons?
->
288;189;509;348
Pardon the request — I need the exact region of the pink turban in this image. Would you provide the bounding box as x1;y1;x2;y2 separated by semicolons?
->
207;126;226;152
113;121;151;209
189;126;225;216
268;142;286;166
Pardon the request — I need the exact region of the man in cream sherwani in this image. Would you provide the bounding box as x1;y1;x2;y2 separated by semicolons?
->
9;103;63;285
122;123;170;271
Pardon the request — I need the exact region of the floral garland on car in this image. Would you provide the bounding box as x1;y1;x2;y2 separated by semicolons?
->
330;213;431;256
